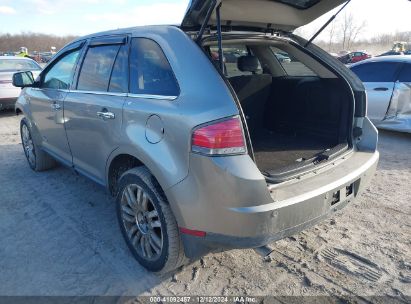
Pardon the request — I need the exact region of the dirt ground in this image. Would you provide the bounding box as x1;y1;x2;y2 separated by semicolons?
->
0;109;410;300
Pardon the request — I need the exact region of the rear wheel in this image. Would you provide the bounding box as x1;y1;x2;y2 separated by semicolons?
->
20;118;56;171
116;167;186;273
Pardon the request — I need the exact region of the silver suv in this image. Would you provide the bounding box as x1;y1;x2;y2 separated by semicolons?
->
13;0;379;273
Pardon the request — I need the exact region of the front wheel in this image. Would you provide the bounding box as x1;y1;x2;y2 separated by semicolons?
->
116;167;186;273
20;118;56;171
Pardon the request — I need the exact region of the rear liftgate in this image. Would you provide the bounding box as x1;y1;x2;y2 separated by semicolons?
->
190;0;355;259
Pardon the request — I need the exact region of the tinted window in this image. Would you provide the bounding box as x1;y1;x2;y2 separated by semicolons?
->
130;38;179;96
43;50;80;90
109;45;129;93
271;47;317;77
274;0;320;9
211;45;262;78
351;62;401;82
78;45;120;91
398;64;411;82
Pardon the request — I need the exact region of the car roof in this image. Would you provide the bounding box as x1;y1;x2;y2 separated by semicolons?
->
350;55;411;68
71;25;176;43
350;55;411;67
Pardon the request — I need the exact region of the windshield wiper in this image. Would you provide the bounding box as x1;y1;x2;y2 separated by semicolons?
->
305;0;352;47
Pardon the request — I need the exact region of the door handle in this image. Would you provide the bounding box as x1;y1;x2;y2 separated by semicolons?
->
97;111;115;120
374;87;389;91
51;102;61;110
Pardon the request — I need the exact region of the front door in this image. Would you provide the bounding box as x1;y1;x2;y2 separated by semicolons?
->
64;36;129;185
351;61;402;122
29;48;82;165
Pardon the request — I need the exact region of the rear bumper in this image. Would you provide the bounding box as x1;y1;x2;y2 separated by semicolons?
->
0;97;17;110
166;149;379;259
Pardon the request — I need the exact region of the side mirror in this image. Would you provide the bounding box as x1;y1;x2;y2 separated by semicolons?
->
12;71;35;88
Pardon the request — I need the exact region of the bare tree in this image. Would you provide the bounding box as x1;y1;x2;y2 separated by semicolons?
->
327;20;337;52
0;32;78;53
340;12;367;50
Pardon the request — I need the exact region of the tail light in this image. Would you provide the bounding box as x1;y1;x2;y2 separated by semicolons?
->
191;116;246;155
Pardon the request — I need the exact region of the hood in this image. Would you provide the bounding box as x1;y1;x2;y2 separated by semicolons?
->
182;0;346;33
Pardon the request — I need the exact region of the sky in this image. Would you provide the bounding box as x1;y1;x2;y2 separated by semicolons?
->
0;0;410;39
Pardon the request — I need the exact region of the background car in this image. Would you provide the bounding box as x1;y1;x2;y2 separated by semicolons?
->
39;52;54;63
274;52;292;63
377;50;404;57
0;56;42;110
350;56;411;133
338;51;371;64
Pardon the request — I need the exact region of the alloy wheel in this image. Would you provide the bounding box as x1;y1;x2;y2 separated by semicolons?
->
120;184;163;260
21;124;36;168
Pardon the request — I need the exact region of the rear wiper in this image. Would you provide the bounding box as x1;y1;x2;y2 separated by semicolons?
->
305;0;352;47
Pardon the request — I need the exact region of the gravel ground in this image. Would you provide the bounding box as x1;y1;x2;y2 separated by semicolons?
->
0;109;410;300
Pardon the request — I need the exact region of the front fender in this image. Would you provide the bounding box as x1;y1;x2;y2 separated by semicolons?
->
15;89;42;144
15;89;29;115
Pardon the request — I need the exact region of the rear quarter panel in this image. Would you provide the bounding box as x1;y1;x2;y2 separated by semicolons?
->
111;27;240;190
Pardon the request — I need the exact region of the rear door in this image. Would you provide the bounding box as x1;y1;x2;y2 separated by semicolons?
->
387;63;411;119
28;44;83;165
350;61;402;122
64;35;129;185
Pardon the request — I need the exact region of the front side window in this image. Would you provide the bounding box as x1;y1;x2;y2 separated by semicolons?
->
130;38;179;96
42;50;80;90
77;44;120;92
271;47;316;77
351;62;401;82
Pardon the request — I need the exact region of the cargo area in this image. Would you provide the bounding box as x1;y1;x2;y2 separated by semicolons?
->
229;74;352;181
202;36;355;182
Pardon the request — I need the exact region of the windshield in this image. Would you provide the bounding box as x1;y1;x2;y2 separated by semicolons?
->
0;59;41;72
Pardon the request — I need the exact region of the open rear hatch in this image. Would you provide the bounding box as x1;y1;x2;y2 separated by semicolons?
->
181;0;346;33
183;0;356;184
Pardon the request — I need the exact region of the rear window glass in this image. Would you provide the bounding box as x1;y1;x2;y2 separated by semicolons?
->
78;44;120;92
271;47;317;77
210;45;263;78
273;0;320;9
130;38;179;97
0;59;41;72
350;62;401;82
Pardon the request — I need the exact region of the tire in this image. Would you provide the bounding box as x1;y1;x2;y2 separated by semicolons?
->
20;118;56;172
116;166;186;274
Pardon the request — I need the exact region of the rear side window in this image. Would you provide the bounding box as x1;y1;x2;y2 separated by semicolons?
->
130;38;179;96
271;47;316;77
77;44;120;91
350;62;401;82
398;64;411;82
109;45;129;93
